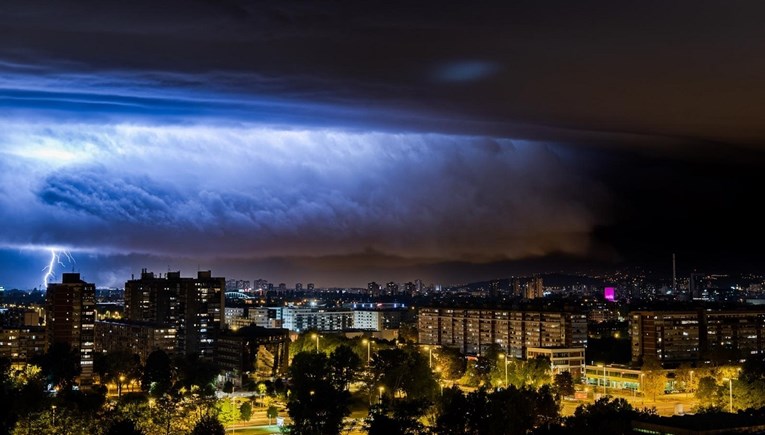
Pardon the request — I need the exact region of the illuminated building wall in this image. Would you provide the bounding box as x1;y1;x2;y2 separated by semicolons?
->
418;307;587;357
124;270;224;360
46;273;96;385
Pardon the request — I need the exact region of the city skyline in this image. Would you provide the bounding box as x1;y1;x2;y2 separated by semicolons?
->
3;1;765;289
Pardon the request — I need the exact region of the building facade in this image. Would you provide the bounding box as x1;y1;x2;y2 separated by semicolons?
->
94;319;176;362
0;326;46;366
274;306;353;332
46;273;96;385
124;270;225;359
418;307;587;356
215;326;290;382
526;347;585;378
630;309;765;365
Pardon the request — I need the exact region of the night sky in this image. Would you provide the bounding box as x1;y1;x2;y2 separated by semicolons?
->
2;0;765;289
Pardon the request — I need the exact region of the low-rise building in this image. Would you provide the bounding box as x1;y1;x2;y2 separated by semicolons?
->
215;325;290;383
274;306;353;332
0;326;46;366
527;347;585;378
94;320;176;362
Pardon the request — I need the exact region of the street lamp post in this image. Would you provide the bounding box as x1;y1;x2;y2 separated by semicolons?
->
690;370;694;392
423;346;433;369
378;386;385;403
118;375;126;400
723;378;734;413
499;354;508;387
363;339;371;365
312;333;320;352
51;405;56;426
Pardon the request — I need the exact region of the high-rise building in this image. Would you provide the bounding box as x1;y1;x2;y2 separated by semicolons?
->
404;282;416;296
525;277;544;299
368;282;381;296
386;282;399;296
307;283;315;291
489;280;500;298
295;283;303;291
689;273;704;300
46;273;96;385
124;270;224;359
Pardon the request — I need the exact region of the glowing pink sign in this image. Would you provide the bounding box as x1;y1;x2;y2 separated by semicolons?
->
604;287;615;301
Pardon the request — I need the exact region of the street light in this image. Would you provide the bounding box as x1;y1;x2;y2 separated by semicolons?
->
378;386;385;403
498;354;508;387
51;405;56;426
119;375;126;399
689;370;694;392
424;346;433;369
723;377;734;413
362;339;372;365
311;333;320;352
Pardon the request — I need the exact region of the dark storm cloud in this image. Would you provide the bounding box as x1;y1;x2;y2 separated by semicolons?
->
2;0;765;288
4;0;765;144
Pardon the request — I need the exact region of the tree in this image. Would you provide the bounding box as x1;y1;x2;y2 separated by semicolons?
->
398;324;418;344
217;398;240;426
695;376;719;407
553;371;576;398
239;401;252;422
433;386;470;435
641;357;666;401
175;354;218;396
565;397;652;435
106;418;144;435
287;352;350;435
371;348;437;400
1;360;48;435
94;351;141;397
674;363;696;392
190;415;225;435
141;350;173;396
267;405;278;425
740;356;765;383
328;345;362;390
34;342;81;391
521;356;552;388
434;347;466;381
365;399;429;435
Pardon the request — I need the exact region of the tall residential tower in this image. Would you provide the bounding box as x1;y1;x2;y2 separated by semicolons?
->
124;270;225;359
46;273;96;385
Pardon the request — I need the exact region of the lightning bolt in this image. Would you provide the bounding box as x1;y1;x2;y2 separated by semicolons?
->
41;248;76;289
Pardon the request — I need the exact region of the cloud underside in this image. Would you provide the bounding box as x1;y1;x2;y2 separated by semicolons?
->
0;120;604;264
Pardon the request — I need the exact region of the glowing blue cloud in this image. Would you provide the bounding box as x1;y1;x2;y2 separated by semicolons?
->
0;65;605;288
